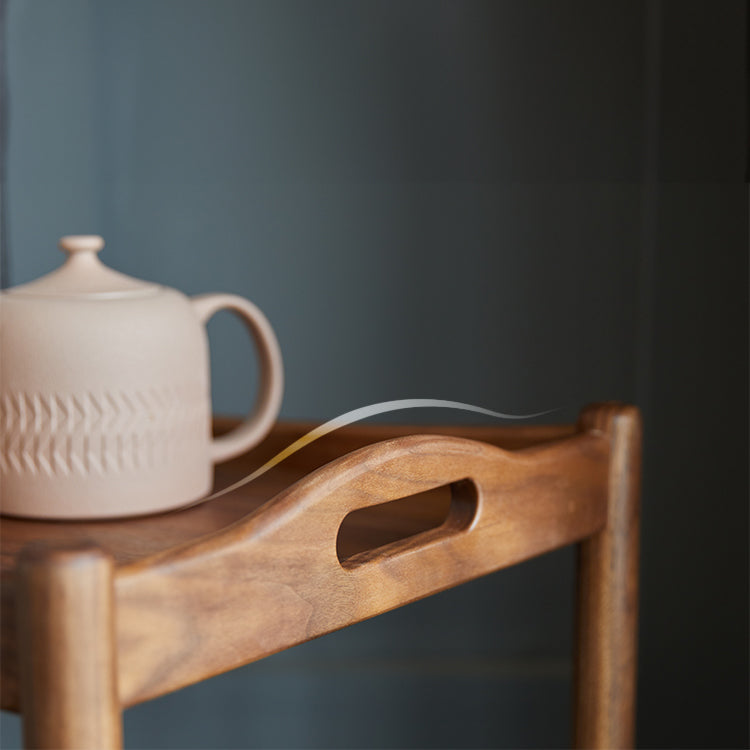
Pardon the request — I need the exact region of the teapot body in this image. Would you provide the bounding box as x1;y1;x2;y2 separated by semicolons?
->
0;288;214;518
0;234;284;520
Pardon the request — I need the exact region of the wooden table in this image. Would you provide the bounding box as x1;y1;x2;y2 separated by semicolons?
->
0;405;641;749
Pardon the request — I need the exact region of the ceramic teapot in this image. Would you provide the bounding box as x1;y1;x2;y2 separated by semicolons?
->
0;235;283;519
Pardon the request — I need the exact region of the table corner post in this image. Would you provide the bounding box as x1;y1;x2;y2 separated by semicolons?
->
16;540;122;750
573;402;642;749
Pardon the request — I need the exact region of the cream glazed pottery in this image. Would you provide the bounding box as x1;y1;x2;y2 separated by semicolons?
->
0;235;283;519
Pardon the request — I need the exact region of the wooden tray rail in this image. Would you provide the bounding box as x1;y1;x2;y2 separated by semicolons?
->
115;430;609;705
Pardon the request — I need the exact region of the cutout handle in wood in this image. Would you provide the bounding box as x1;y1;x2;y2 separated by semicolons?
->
335;478;477;566
252;434;496;561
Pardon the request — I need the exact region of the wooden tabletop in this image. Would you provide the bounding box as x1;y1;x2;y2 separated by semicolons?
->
0;419;574;573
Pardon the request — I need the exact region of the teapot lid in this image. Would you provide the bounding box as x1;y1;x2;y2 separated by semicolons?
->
7;236;159;298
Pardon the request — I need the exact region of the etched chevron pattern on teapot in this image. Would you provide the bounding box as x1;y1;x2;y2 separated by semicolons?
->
0;384;208;477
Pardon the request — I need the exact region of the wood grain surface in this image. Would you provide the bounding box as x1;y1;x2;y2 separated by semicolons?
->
0;410;641;750
1;420;575;713
114;429;609;706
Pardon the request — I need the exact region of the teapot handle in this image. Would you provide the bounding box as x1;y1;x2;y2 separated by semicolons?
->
191;293;284;464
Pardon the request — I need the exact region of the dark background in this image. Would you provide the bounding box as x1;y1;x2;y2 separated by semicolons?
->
0;1;747;747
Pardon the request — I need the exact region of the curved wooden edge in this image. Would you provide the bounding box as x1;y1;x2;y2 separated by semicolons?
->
214;417;577;451
114;428;611;707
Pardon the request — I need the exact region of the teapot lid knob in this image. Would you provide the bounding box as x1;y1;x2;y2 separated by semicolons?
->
58;235;105;255
6;234;158;298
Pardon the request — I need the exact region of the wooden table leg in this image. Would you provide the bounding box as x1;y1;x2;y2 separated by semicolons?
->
16;541;122;750
574;403;642;749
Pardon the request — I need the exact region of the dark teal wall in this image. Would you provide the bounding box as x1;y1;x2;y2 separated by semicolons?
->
3;0;646;422
1;1;746;748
